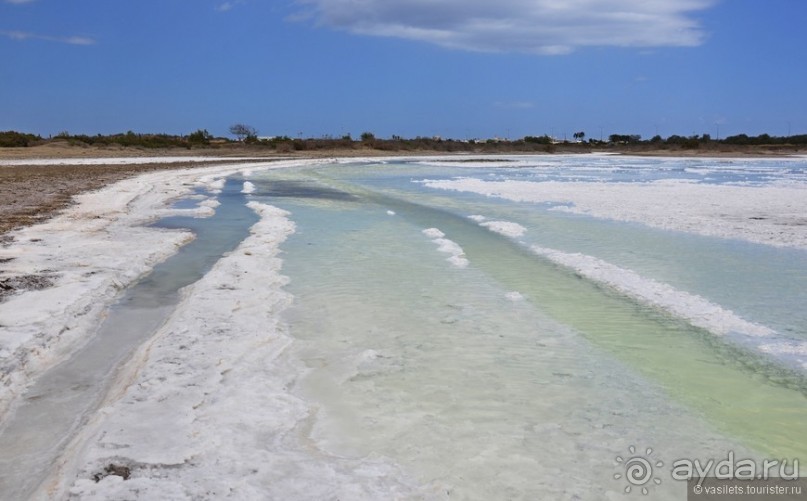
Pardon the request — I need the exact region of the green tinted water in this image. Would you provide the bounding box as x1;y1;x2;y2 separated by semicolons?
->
251;166;806;498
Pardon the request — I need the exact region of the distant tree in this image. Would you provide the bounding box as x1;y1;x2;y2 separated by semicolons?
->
229;124;258;141
609;134;642;144
524;135;552;144
723;134;749;145
360;131;376;143
573;131;585;141
0;130;42;147
188;129;212;145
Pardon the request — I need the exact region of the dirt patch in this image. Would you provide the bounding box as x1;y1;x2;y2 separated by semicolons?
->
92;464;131;482
0;274;55;302
0;159;266;235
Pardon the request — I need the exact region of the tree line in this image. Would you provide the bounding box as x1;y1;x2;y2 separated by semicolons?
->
2;128;806;151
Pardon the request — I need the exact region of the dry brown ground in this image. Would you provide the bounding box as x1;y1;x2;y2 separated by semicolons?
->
0;158;267;236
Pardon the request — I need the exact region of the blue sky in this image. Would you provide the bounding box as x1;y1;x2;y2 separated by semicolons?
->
1;0;805;140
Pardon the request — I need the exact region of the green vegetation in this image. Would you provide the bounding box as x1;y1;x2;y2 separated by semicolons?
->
52;131;192;149
0;131;42;147
608;134;643;144
723;133;807;146
188;129;213;145
523;135;553;144
1;128;806;153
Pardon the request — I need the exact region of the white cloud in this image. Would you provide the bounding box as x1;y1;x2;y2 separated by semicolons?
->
0;30;95;45
294;0;716;54
4;0;37;4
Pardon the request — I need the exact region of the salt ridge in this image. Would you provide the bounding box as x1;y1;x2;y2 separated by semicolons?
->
422;228;469;268
529;245;776;339
0;159;326;423
52;202;425;500
471;215;784;361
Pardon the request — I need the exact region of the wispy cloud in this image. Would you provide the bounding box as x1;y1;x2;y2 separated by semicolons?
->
4;0;37;4
1;30;95;45
216;0;245;12
294;0;716;55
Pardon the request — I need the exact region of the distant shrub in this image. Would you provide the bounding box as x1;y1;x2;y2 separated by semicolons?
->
609;134;642;144
523;135;552;145
0;130;42;147
188;129;212;145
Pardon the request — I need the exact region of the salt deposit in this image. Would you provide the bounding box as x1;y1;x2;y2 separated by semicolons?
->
422;177;807;249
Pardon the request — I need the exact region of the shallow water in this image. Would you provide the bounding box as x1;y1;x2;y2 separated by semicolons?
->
324;159;807;349
248;158;806;498
0;179;257;500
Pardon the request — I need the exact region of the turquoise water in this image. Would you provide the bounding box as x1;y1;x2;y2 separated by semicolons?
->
247;158;806;499
329;158;807;340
